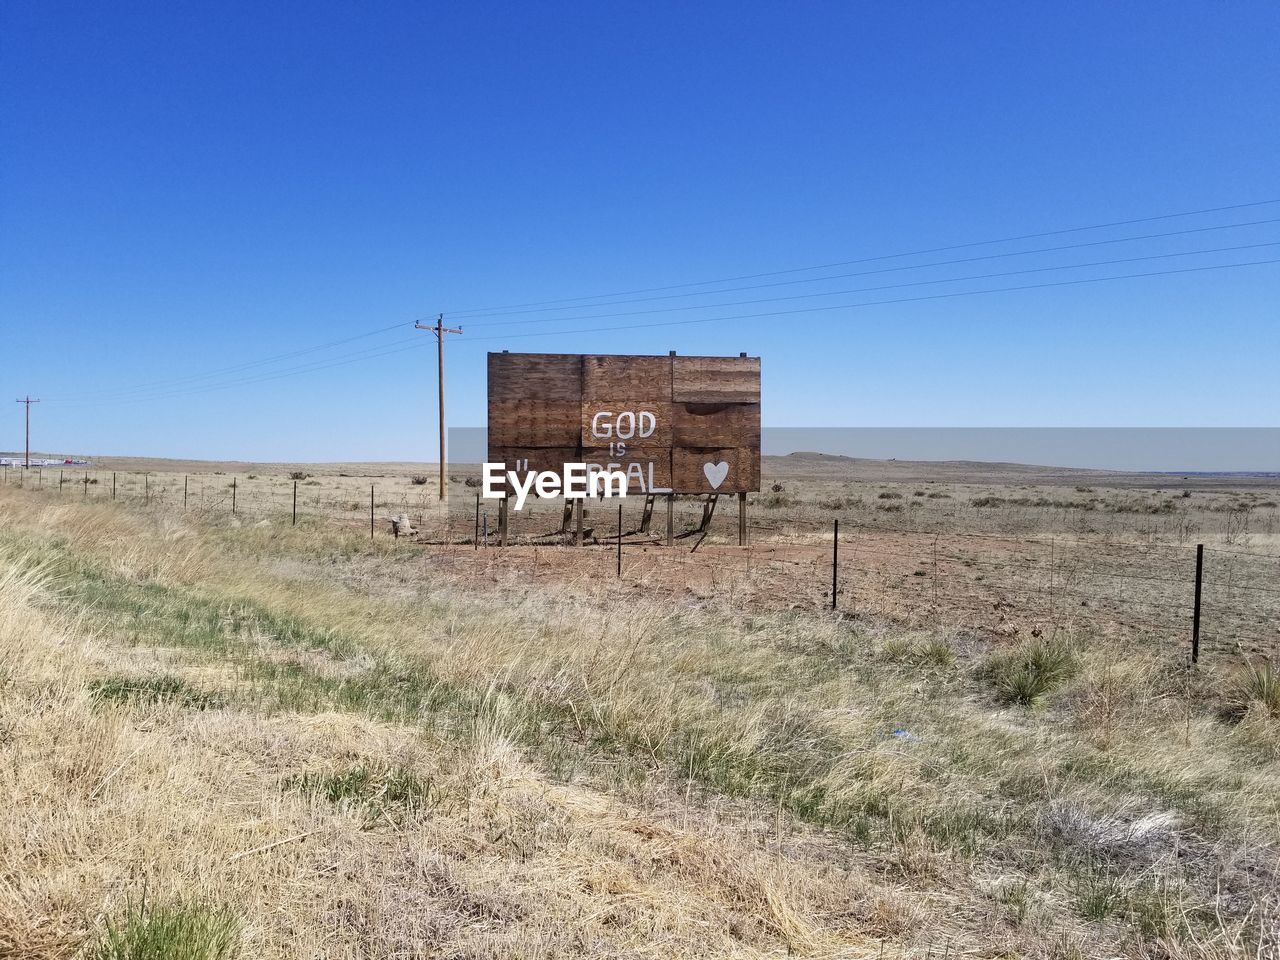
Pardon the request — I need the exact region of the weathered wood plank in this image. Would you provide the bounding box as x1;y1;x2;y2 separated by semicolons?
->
672;356;759;403
488;353;582;403
489;399;582;447
583;355;672;399
672;401;759;448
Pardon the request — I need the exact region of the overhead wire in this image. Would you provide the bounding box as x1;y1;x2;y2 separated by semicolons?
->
442;198;1280;316
44;320;416;403
459;240;1280;329
459;256;1280;343
454;217;1280;321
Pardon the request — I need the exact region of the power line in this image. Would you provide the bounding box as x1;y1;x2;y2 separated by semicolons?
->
459;240;1280;329
45;335;430;406
50;254;1280;405
44;320;415;403
454;217;1280;321
461;256;1280;343
32;202;1280;408
442;198;1280;316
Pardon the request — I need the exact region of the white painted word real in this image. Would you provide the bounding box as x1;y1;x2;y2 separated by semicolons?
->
483;462;630;511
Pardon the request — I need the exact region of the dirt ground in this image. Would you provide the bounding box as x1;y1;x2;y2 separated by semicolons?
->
5;452;1277;662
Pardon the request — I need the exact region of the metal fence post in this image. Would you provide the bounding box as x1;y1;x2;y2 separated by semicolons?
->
184;475;189;509
1192;543;1204;664
474;492;480;550
370;485;375;539
617;502;623;577
232;478;237;514
293;481;298;525
831;519;839;611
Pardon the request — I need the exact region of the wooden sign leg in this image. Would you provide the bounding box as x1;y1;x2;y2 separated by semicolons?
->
499;495;509;547
666;494;674;547
699;495;718;532
574;498;584;546
738;491;747;546
640;494;655;533
560;500;573;534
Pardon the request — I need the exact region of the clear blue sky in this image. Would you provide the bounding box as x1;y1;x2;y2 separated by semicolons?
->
2;1;1277;461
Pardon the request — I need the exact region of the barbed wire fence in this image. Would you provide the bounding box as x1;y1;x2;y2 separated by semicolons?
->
3;466;1276;663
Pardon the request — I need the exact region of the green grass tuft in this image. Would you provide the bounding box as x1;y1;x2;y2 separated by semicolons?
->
89;675;223;710
285;762;436;821
983;636;1078;706
87;899;239;960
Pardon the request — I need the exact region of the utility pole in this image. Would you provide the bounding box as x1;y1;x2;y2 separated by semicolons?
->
414;314;463;501
14;397;40;469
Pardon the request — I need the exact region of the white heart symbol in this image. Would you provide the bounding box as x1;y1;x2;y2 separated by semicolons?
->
703;461;729;489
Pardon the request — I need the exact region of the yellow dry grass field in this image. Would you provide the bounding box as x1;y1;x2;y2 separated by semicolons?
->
2;457;1279;959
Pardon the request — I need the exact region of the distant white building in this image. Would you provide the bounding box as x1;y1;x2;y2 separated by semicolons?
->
0;457;91;467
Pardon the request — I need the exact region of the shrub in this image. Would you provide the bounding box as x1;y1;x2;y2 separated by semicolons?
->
877;491;902;500
926;491;950;499
983;637;1079;706
770;482;785;493
288;471;310;481
817;495;859;510
87;898;240;960
410;475;430;486
464;477;482;488
1230;660;1280;718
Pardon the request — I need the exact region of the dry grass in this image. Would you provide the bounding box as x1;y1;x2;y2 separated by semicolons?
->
2;485;1279;958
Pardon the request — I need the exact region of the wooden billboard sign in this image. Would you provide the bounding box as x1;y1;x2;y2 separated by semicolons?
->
488;352;761;495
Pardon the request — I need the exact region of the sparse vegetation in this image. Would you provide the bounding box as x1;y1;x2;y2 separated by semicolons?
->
2;462;1278;959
